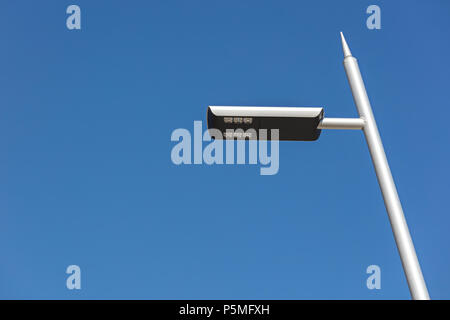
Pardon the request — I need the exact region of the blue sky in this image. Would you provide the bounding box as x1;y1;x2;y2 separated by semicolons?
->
1;1;449;299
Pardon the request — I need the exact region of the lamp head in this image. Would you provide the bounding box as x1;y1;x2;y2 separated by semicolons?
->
207;106;324;141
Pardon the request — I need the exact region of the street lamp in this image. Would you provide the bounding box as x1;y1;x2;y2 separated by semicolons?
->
206;32;430;300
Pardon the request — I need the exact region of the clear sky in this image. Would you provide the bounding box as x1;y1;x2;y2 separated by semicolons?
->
1;1;449;299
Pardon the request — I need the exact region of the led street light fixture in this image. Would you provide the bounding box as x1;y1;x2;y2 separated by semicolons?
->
207;106;324;141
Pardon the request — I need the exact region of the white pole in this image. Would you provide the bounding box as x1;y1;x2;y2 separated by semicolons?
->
318;117;365;130
340;32;430;300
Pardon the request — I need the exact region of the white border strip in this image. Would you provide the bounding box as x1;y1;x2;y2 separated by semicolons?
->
209;106;323;118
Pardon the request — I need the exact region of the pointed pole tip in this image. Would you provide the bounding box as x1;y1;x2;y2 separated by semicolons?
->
340;32;352;58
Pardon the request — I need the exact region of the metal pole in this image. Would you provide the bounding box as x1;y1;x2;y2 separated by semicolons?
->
340;32;430;300
318;117;365;130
